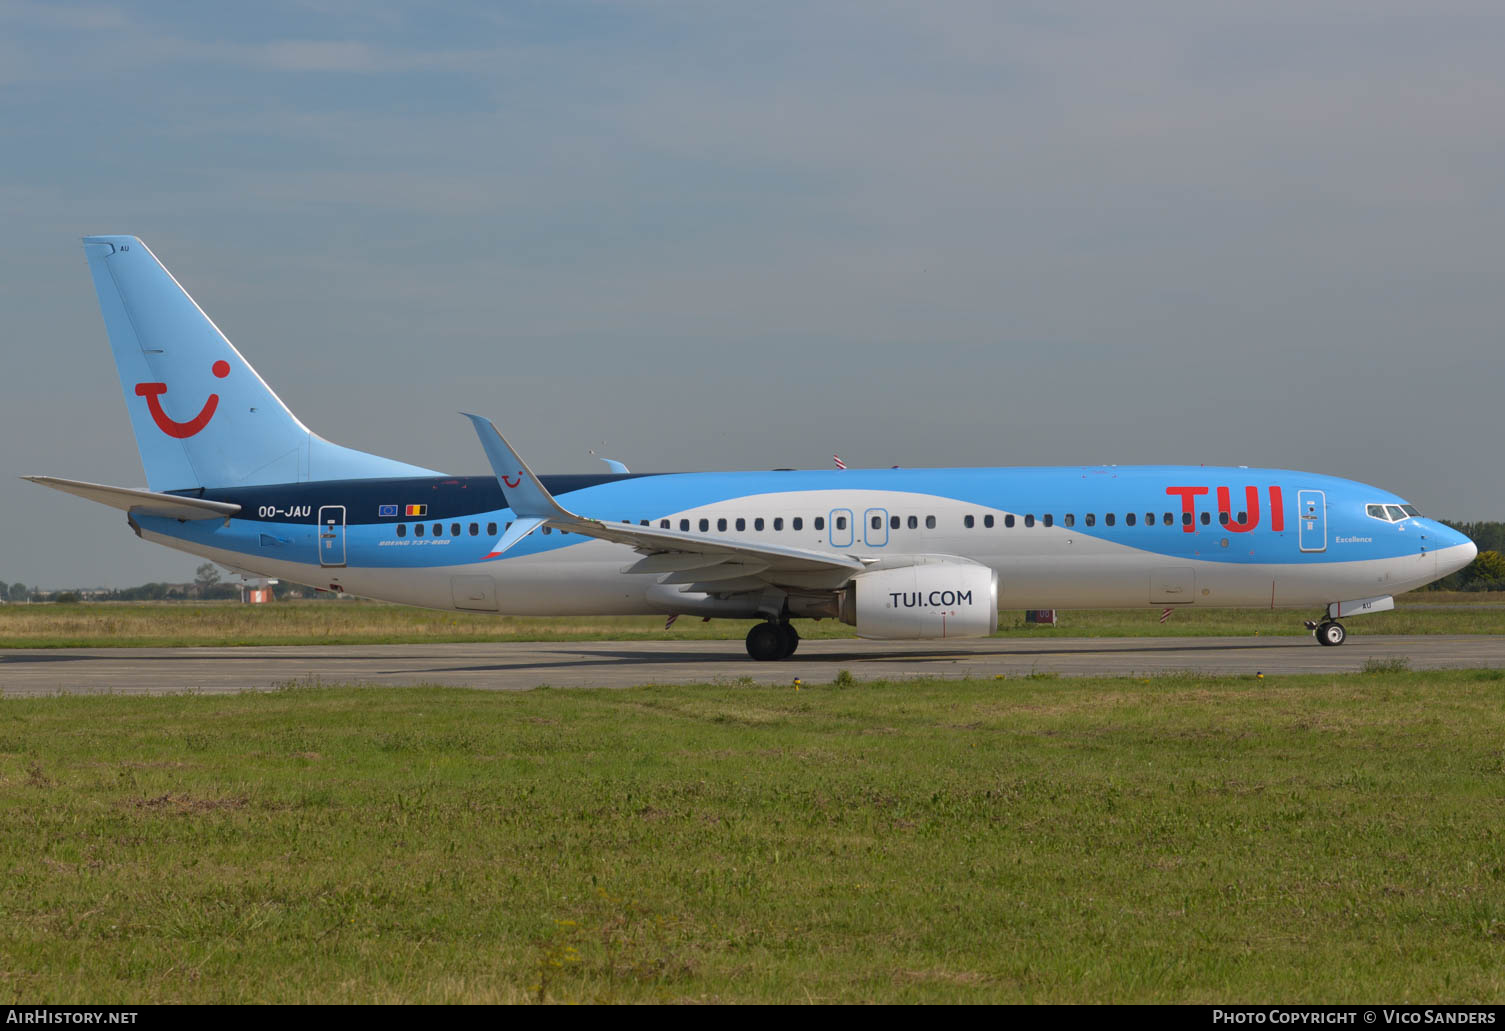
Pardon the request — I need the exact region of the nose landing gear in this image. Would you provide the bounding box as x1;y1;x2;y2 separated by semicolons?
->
1304;618;1347;646
746;621;800;660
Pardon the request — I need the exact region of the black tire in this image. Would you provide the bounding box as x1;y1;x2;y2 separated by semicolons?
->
1320;620;1347;646
779;622;800;658
746;622;785;661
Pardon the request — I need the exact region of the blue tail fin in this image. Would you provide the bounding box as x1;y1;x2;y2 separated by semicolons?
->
82;236;440;491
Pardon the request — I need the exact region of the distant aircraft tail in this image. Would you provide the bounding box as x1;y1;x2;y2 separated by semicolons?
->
81;236;440;492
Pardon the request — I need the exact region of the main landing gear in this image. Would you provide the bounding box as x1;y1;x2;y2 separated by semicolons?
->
1305;618;1347;646
746;621;800;661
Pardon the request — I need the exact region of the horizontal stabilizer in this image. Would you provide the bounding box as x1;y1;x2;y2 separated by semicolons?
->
23;476;241;520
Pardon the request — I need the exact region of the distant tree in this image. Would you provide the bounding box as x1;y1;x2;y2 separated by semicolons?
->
194;564;221;590
7;582;26;603
1464;550;1505;592
0;580;8;600
53;591;80;604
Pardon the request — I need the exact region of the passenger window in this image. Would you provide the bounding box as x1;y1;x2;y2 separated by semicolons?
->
890;515;900;530
1005;514;1015;528
835;516;847;530
1106;513;1115;526
1201;512;1211;525
755;518;765;531
793;517;804;530
469;523;478;536
699;518;709;532
1043;514;1053;527
488;523;498;536
1238;512;1247;523
735;518;746;531
1085;513;1095;527
1163;513;1173;526
1219;512;1229;526
983;514;994;528
872;515;883;529
397;524;406;537
964;514;975;528
774;517;784;530
1126;513;1137;526
1182;512;1192;526
1024;515;1035;527
815;517;825;531
432;524;442;537
717;518;728;531
907;515;918;529
1064;514;1074;527
925;515;936;529
415;523;424;537
1145;513;1154;526
451;523;461;537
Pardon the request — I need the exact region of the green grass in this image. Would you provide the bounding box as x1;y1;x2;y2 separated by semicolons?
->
3;671;1504;1003
4;593;1505;648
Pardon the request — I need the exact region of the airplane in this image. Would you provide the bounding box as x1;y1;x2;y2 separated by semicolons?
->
26;236;1478;660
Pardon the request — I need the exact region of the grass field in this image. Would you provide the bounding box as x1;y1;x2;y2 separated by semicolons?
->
3;671;1504;1003
3;592;1505;648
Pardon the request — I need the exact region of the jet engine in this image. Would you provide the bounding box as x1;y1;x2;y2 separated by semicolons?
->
839;563;998;639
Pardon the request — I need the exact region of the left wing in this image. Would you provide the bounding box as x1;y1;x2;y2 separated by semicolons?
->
463;414;865;592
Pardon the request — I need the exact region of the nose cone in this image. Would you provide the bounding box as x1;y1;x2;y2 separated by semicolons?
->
1435;526;1478;577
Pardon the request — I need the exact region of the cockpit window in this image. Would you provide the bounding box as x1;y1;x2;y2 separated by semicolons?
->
1367;503;1421;523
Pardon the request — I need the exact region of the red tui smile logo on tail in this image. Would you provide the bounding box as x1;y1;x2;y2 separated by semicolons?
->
135;360;230;439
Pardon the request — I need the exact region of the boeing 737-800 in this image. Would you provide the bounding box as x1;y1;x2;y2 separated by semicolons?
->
26;237;1478;659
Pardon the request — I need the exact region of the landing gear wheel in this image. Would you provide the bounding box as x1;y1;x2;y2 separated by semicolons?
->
1316;620;1347;646
779;622;800;658
746;622;786;661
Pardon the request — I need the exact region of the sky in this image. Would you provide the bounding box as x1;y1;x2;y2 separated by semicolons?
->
2;1;1503;589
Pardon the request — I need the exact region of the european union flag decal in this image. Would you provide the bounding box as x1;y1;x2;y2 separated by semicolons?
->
378;504;398;517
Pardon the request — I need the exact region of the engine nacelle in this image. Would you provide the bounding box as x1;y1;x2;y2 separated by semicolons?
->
840;563;998;640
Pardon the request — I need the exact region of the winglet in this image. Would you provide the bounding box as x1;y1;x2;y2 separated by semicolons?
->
462;413;575;522
483;516;547;558
599;457;630;474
